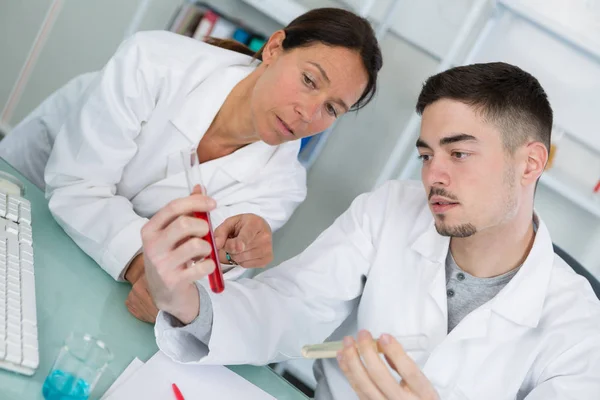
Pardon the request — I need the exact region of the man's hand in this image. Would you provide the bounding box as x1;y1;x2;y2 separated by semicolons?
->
214;214;273;269
142;187;217;324
125;275;159;323
338;330;439;400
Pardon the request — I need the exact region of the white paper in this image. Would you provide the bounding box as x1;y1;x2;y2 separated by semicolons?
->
106;351;275;400
101;358;144;399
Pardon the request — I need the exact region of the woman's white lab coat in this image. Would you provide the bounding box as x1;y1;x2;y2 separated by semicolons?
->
2;31;307;280
155;180;600;400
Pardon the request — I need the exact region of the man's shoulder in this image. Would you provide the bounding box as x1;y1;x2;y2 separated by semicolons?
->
542;256;600;334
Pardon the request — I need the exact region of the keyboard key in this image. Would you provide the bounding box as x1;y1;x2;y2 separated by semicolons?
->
5;209;18;222
21;263;34;274
0;207;5;219
7;316;20;331
7;291;19;303
22;348;39;369
22;273;37;325
8;195;30;208
6;344;21;364
7;275;19;287
8;194;26;205
19;234;32;246
23;322;36;336
6;222;18;235
7;268;18;279
18;208;31;225
23;334;38;350
7;282;19;294
19;252;33;264
7;332;20;346
7;240;18;260
19;223;31;235
7;296;19;308
20;244;33;255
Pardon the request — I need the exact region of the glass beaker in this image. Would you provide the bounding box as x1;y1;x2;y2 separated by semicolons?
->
42;333;113;400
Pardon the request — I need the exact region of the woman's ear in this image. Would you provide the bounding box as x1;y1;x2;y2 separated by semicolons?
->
261;30;286;65
522;141;548;186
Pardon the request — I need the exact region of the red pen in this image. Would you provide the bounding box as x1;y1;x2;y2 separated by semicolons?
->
172;383;185;400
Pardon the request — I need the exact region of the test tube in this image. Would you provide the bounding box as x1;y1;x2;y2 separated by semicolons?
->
181;147;225;293
301;334;428;359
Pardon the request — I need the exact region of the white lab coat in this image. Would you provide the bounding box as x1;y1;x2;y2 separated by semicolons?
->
2;31;307;280
155;180;600;399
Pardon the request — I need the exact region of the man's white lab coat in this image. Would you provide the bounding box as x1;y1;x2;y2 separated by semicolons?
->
156;180;600;399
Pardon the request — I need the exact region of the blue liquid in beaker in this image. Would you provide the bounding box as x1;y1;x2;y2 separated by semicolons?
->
42;369;91;400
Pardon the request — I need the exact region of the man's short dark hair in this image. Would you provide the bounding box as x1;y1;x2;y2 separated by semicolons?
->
416;62;553;154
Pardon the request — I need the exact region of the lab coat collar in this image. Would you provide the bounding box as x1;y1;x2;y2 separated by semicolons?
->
489;213;554;328
410;205;450;265
218;140;277;183
411;210;554;329
170;62;256;145
170;62;277;183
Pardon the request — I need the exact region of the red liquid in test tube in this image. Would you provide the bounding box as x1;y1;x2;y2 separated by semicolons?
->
193;210;224;293
181;148;225;293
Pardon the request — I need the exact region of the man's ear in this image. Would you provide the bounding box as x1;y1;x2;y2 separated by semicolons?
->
261;30;286;65
522;141;548;185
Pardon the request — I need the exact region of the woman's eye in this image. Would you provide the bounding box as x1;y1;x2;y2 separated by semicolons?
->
303;73;316;89
326;103;338;117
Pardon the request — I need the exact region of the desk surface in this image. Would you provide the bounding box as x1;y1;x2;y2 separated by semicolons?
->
0;159;307;400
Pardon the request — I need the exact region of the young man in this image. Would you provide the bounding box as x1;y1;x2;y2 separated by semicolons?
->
143;62;600;399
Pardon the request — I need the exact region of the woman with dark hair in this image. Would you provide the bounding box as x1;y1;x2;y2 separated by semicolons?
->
0;8;383;323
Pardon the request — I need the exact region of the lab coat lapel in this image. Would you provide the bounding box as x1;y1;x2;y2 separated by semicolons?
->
170;63;256;145
488;213;553;327
167;62;276;185
411;214;450;322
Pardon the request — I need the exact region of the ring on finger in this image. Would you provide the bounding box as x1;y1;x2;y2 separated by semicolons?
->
225;252;239;266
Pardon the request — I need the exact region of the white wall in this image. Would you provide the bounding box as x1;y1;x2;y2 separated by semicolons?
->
0;0;53;122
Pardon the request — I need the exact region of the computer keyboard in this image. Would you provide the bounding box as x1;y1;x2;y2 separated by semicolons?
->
0;189;38;375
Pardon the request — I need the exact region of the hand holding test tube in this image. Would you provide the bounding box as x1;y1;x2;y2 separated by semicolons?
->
181;148;225;294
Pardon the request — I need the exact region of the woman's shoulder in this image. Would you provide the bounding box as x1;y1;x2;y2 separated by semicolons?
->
121;31;255;69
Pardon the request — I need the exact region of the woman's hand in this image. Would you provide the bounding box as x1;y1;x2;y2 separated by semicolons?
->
124;254;159;323
214;214;273;268
125;274;159;323
142;188;218;324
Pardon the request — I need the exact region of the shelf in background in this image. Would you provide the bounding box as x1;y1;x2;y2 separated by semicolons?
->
240;0;306;26
499;0;600;63
539;169;600;219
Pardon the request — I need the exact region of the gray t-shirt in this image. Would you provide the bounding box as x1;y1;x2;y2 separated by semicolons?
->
446;252;520;332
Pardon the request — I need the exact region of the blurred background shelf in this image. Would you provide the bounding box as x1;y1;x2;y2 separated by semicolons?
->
540;170;600;219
